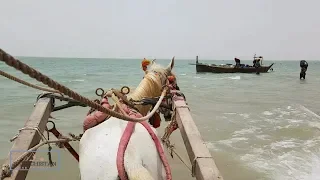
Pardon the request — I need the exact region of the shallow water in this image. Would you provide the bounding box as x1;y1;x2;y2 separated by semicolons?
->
1;58;320;180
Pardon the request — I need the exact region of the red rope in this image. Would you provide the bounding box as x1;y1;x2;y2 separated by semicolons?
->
140;121;172;179
116;121;136;179
116;106;172;180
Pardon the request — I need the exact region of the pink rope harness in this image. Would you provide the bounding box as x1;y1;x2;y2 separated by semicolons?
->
83;99;172;180
116;105;172;180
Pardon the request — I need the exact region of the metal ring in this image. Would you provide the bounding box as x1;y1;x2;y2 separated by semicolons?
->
95;88;104;97
46;120;56;132
121;86;130;95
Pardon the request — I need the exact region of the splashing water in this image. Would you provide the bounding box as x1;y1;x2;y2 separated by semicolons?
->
206;104;320;180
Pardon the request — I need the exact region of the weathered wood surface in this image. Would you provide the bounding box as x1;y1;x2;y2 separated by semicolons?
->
174;98;224;180
2;97;53;180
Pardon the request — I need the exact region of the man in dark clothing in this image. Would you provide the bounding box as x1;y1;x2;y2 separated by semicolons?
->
254;59;261;74
300;60;308;79
234;58;241;67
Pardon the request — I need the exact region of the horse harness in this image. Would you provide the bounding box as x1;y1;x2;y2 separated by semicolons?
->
82;75;180;180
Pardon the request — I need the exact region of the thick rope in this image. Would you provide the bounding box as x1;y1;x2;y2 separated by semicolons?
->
0;70;60;93
117;122;135;180
0;49;166;122
140;121;172;180
113;94;172;180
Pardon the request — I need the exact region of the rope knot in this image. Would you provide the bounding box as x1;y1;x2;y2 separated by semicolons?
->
1;164;11;179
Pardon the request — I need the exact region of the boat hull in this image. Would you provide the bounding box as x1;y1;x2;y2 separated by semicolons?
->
196;63;274;73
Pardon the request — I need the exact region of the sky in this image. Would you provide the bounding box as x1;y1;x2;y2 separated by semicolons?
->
0;0;319;60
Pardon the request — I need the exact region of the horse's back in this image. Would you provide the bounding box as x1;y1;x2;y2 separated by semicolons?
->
79;118;165;180
79;118;123;179
129;122;166;180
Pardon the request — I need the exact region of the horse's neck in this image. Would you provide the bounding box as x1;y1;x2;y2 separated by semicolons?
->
128;76;162;116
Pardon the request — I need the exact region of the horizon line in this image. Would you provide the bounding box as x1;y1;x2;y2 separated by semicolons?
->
14;55;320;61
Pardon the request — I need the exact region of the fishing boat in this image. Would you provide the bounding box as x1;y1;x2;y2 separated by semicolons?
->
195;55;274;73
0;49;223;180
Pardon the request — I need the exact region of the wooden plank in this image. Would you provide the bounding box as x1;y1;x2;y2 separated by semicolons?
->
1;97;53;180
174;98;224;180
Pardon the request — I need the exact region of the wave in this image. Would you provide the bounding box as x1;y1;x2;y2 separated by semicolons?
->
192;75;241;80
205;104;320;179
72;79;85;82
61;79;85;83
227;76;241;80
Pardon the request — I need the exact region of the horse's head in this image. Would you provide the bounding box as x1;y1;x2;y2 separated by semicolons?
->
129;57;175;115
146;56;175;87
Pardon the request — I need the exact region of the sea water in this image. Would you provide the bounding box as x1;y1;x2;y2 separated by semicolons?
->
1;58;320;180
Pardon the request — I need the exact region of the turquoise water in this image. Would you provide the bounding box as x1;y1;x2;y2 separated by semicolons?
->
1;57;320;180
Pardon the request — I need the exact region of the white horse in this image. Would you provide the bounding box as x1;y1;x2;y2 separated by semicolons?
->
79;58;175;180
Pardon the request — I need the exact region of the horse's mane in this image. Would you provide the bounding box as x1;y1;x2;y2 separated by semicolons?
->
127;63;172;115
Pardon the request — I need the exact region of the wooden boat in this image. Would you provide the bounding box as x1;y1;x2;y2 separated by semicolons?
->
195;55;274;73
196;63;274;73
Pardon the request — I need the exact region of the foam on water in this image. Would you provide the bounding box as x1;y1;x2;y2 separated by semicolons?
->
227;75;241;80
232;127;261;137
61;79;85;83
299;105;320;119
308;122;320;130
239;113;250;119
263;111;273;116
241;148;320;180
73;79;85;82
270;139;298;149
224;112;237;115
192;75;241;81
206;104;320;179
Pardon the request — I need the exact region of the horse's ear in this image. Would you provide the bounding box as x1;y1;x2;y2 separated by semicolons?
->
151;59;156;64
166;56;175;71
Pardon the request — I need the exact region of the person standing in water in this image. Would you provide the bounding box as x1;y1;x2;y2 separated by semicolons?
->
300;60;308;79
